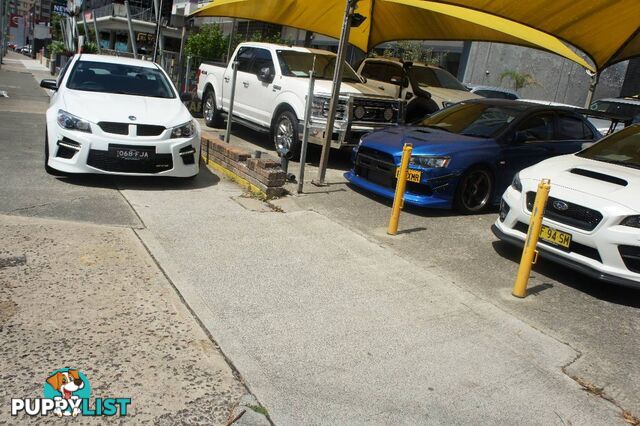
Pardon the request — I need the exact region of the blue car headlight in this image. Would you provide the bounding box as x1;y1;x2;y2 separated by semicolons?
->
409;155;450;168
57;109;92;133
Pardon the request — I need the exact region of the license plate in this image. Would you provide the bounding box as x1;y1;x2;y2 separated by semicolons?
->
115;149;152;161
539;225;572;249
395;168;422;183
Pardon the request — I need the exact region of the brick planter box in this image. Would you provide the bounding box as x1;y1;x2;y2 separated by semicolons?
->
200;132;286;199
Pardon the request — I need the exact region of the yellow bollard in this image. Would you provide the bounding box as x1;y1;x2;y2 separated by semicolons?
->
512;179;551;298
387;143;413;235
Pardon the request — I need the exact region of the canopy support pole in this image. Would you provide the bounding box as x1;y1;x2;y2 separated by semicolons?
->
584;72;599;108
313;0;359;186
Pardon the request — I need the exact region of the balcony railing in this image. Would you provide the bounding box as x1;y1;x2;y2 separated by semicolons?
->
92;4;155;22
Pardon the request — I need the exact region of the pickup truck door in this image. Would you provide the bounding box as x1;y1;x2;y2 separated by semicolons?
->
235;47;278;128
222;46;255;120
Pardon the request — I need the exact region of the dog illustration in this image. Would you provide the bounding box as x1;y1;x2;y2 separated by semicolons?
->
46;369;84;417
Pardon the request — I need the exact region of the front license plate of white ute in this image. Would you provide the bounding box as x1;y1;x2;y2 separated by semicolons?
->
115;148;152;161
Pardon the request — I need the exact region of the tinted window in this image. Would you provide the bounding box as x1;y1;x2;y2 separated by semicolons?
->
361;62;403;84
249;48;274;75
577;126;640;169
591;100;640;119
419;102;525;137
66;60;175;98
516;114;554;141
235;47;254;73
556;115;594;140
276;51;361;83
409;66;468;91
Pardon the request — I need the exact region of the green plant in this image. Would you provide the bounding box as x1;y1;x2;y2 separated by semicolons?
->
83;41;98;54
381;41;445;66
499;70;542;91
48;40;66;56
185;24;227;60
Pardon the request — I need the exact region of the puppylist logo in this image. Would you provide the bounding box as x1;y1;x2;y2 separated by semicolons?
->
11;368;131;417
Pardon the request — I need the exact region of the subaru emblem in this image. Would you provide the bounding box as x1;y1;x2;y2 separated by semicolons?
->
128;115;137;121
553;200;569;211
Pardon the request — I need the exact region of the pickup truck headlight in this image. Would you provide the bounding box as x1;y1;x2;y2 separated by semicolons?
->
511;173;522;192
311;96;346;120
621;216;640;228
171;121;195;139
409;155;450;168
57;109;91;133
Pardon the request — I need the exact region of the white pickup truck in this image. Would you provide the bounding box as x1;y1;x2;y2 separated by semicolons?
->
196;42;402;158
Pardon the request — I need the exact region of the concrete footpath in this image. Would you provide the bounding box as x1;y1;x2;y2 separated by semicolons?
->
123;174;622;424
0;215;247;423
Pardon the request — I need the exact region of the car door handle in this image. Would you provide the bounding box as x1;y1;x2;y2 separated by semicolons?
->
378;86;385;90
224;77;230;83
243;82;250;88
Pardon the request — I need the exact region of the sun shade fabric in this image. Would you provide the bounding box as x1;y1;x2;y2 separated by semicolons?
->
191;0;595;71
419;0;640;71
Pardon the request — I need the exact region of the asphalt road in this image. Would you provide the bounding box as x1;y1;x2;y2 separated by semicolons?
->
197;117;640;416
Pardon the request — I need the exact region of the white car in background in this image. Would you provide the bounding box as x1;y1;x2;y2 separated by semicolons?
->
493;125;640;288
40;54;200;177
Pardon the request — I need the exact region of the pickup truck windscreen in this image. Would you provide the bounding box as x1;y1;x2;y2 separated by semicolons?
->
409;66;469;92
276;51;362;83
66;60;176;99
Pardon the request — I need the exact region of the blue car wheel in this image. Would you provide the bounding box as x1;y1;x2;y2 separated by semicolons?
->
454;167;494;214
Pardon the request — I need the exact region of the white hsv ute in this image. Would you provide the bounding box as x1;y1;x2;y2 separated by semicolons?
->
493;125;640;288
41;54;200;177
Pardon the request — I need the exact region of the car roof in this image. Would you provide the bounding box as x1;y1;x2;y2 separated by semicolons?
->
593;97;640;106
363;57;442;70
75;54;160;69
239;42;335;56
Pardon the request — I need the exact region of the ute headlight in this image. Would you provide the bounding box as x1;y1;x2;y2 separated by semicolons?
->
383;108;394;121
354;105;366;120
442;101;455;108
511;173;522;192
57;109;92;133
621;216;640;228
171;121;195;139
409;155;450;168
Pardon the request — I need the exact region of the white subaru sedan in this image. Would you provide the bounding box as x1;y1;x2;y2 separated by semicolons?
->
493;125;640;288
40;54;200;177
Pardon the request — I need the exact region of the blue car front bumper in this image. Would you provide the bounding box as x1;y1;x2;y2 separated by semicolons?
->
344;170;455;209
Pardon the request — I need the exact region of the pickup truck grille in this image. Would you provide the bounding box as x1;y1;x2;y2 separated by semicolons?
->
352;99;399;123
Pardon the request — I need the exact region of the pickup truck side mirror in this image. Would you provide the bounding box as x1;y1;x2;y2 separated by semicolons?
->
40;79;58;91
390;76;408;88
258;66;274;83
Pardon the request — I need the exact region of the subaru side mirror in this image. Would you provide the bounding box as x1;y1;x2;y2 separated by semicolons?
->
40;79;58;90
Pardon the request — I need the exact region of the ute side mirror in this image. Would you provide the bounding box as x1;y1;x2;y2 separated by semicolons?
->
180;92;192;102
390;75;409;88
40;79;58;91
258;66;274;83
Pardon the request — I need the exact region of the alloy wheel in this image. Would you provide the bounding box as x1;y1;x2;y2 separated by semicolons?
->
460;169;492;211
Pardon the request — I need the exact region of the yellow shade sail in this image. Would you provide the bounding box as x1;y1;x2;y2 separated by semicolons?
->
191;0;596;71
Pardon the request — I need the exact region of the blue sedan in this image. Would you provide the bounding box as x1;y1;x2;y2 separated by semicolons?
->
345;99;601;213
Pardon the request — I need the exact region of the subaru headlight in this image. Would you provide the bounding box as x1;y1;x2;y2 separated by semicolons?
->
511;173;522;192
171;121;195;139
621;216;640;228
409;155;450;168
57;109;92;133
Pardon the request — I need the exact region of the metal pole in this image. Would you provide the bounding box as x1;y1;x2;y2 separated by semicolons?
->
92;14;101;54
224;61;239;143
183;55;191;92
152;0;163;62
297;59;316;194
313;0;357;186
82;12;90;43
387;143;413;235
177;24;187;88
124;0;137;58
225;18;236;62
512;179;551;298
584;72;599;108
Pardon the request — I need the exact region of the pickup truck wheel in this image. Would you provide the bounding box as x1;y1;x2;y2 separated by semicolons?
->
202;89;222;128
454;167;494;214
272;110;300;160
